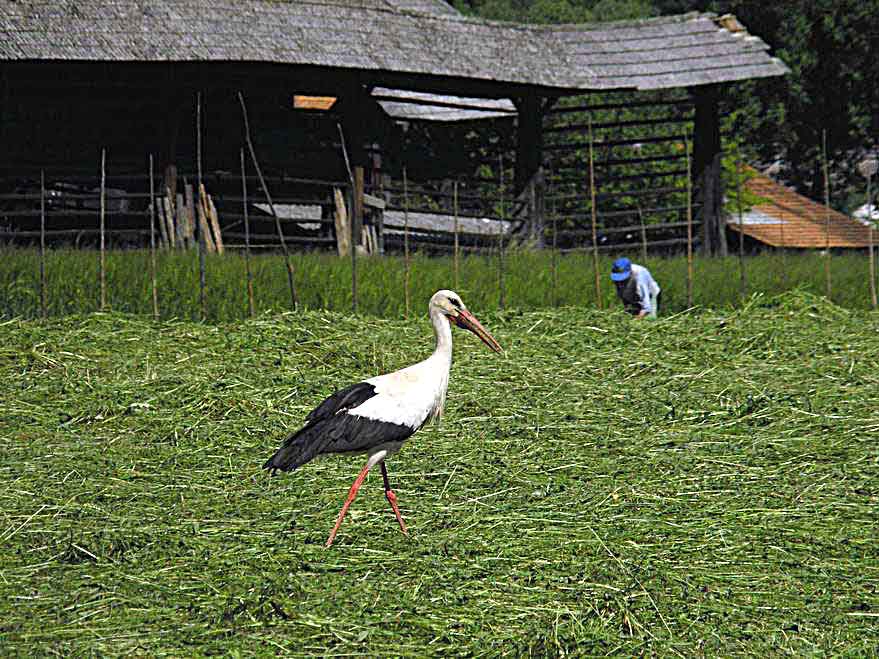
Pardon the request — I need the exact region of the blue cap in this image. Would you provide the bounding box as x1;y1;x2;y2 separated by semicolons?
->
610;257;632;282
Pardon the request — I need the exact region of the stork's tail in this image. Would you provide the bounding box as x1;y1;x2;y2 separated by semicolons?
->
262;427;319;474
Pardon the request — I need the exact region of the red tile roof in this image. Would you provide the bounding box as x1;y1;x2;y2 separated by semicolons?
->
727;172;873;248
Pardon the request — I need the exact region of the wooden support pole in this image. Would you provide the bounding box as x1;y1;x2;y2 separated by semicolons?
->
692;85;726;256
337;122;357;313
99;148;107;311
588;118;601;309
196;92;207;321
735;159;746;302
685;129;694;308
240;92;297;310
638;205;648;263
867;170;877;310
240;148;255;318
822;130;832;301
39;170;46;319
453;179;460;291
353;166;365;254
403;165;411;318
550;166;558;307
149;154;159;321
515;94;545;246
498;154;506;310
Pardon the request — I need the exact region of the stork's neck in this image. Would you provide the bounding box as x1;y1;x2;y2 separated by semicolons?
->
430;306;454;363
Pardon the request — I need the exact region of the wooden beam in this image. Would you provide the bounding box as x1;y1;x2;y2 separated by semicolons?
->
514;94;545;246
691;84;727;256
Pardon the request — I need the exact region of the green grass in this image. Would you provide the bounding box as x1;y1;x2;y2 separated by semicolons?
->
1;292;878;655
1;247;877;320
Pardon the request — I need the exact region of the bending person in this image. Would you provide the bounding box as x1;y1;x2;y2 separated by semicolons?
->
610;257;661;319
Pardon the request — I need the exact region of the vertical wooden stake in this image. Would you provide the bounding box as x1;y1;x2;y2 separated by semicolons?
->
39;170;47;319
403;165;411;318
149;154;159;321
550;167;558;307
684;130;695;307
241;92;298;310
867;171;877;310
353;165;365;311
588;118;601;309
241;148;255;318
453;179;460;291
196;92;207;321
336;122;356;313
736;159;746;302
637;205;647;263
498;153;506;310
348;204;356;316
100;148;107;311
822;130;832;301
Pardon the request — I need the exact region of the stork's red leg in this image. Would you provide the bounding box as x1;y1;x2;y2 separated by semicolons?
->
325;460;372;548
381;462;408;536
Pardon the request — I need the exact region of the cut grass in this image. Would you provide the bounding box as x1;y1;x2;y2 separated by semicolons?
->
0;291;877;655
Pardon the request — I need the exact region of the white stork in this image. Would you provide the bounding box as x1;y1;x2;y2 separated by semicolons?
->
263;289;502;547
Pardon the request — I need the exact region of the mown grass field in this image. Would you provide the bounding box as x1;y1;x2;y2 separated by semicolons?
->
1;292;878;655
2;248;878;321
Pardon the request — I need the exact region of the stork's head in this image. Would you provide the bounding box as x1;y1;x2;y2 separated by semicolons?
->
429;290;503;353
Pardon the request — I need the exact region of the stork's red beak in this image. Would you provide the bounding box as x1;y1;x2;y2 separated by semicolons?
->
454;309;503;353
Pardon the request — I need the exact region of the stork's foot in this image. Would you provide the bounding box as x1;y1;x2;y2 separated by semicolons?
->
385;489;408;536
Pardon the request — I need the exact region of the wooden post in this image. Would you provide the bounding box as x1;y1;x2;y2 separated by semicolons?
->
550;167;558;307
588;118;601;309
336;123;357;312
239;92;297;309
195;185;217;254
353;166;365;255
735;160;746;302
149;155;159;321
162;194;175;249
637;205;648;263
241;148;255;318
514;94;545;247
453;179;460;291
692;85;726;256
822;130;832;301
349;184;357;312
196;93;207;320
685;129;694;307
333;188;350;257
403;165;411;318
99;148;107;311
39;170;46;319
867;170;877;310
336;123;358;313
498;154;506;310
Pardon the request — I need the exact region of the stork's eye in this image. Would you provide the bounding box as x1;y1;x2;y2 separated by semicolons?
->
448;297;462;308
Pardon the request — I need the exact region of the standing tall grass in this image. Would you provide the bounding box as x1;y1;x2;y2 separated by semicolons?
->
0;247;875;321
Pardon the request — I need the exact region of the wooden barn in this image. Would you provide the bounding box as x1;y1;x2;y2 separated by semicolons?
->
0;0;788;254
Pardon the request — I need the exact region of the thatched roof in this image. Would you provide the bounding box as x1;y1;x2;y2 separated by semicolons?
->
0;1;788;93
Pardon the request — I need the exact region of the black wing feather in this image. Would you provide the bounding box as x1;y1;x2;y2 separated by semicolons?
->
263;382;414;474
303;382;378;424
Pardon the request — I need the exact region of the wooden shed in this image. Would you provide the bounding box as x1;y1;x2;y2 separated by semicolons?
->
0;0;788;253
